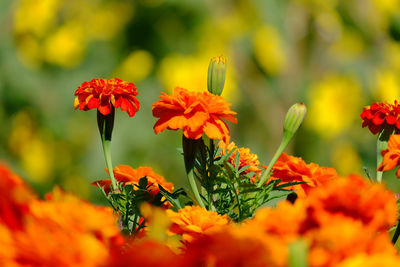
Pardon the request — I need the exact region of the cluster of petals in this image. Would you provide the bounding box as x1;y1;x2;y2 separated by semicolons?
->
74;78;140;117
219;141;262;182
0;165;123;267
303;174;397;232
95;165;174;196
269;153;338;198
378;134;400;178
152;87;237;143
166;205;230;243
360;101;400;135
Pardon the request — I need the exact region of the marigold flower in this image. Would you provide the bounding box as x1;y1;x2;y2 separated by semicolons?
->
183;224;288;267
152;87;237;143
377;134;400;177
246;201;306;242
95;165;174;196
303;175;397;232
0;163;36;230
219;141;262;182
269;153;338;198
110;240;183;267
74;78;140;117
307;218;397;267
7;187;123;267
360;101;400;135
166;205;230;243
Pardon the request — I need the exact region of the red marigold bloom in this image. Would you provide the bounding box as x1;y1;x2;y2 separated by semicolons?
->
360;101;400;135
74;78;140;117
269;153;338;198
152;87;237;143
95;165;174;196
378;134;400;178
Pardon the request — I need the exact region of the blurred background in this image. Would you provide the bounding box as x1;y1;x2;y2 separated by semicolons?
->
1;0;400;202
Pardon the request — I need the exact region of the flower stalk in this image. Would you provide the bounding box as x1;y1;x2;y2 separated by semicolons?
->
182;135;206;208
97;107;118;190
257;103;307;187
376;128;393;183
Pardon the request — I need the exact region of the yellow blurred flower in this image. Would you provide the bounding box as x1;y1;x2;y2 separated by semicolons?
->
9;111;55;183
158;53;239;102
253;25;286;76
372;68;400;102
114;50;154;82
43;22;85;68
14;0;61;38
331;142;362;175
84;2;133;40
306;74;362;139
329;29;365;61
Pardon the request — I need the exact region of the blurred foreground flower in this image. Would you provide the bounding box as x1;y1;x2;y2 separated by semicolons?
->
166;205;230;244
153;87;237;143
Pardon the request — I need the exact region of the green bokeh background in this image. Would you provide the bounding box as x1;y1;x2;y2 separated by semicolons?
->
1;0;400;203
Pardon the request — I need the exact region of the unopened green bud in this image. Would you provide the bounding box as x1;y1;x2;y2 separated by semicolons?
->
284;103;307;137
207;56;227;95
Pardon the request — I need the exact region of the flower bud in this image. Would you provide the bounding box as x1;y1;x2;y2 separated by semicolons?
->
283;103;307;136
207;56;227;95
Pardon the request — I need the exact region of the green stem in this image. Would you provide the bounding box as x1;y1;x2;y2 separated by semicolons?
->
257;137;290;187
101;132;117;190
187;168;206;208
97;108;117;191
392;219;400;245
182;135;206;208
376;128;393;183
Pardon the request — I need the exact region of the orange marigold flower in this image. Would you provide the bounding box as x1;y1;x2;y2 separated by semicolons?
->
303;175;397;232
152;87;237;143
74;78;140;117
0;163;36;230
360;101;400;135
219;141;262;182
245;201;306;242
110;240;183;267
166;205;230;243
269;153;338;198
377;134;400;178
11;187;123;267
307;218;397;267
337;253;400;267
183;224;288;267
95;165;174;196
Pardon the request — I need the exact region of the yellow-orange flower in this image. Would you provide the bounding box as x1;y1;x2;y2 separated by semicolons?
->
304;175;397;232
269;153;338;197
166;205;230;243
219;141;262;182
74;78;140;117
378;134;400;177
152;87;237;143
95;165;174;196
